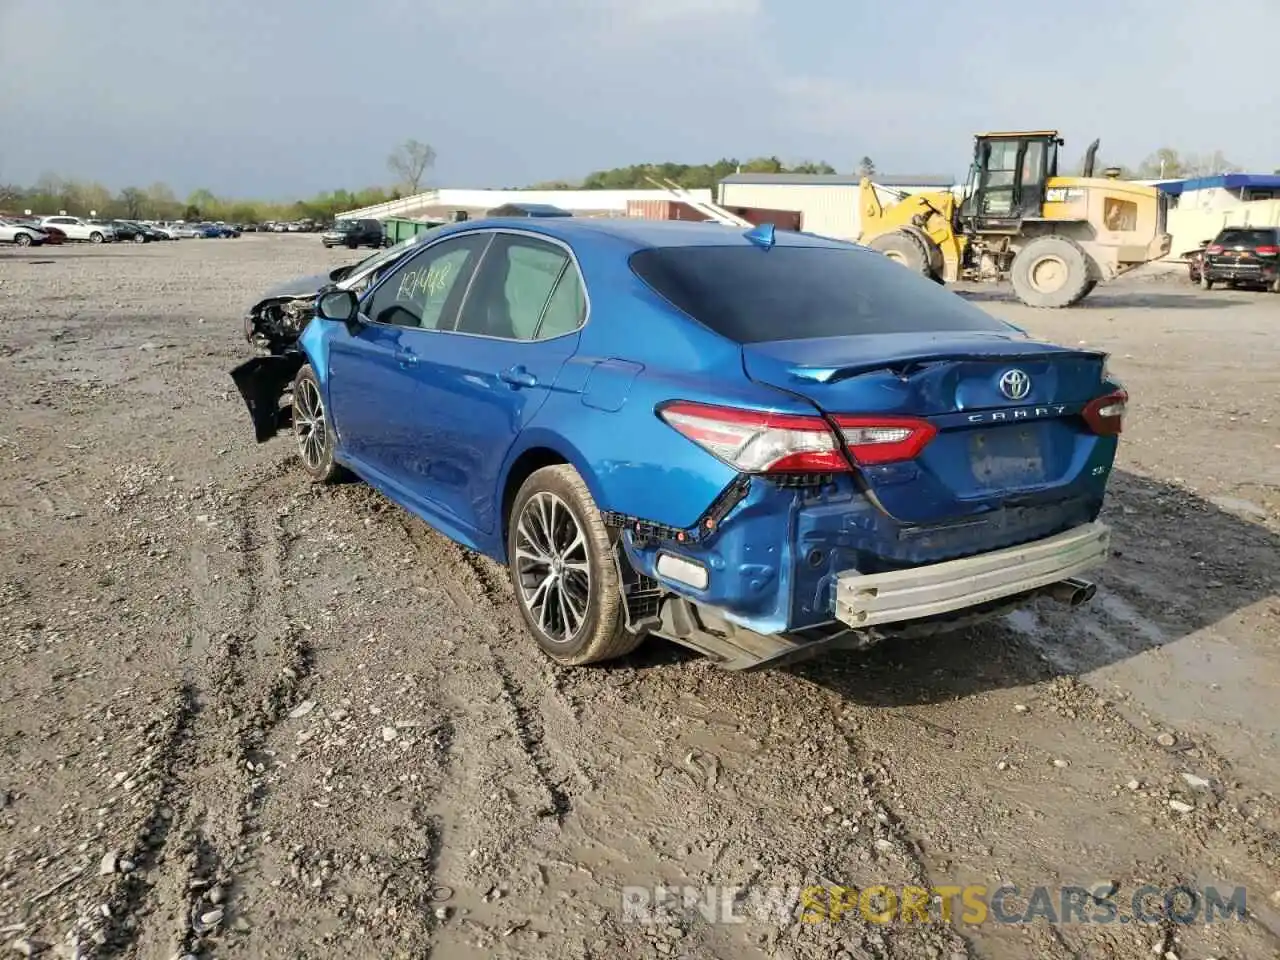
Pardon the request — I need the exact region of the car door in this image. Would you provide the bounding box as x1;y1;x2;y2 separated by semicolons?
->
47;217;81;240
399;230;588;536
324;232;492;498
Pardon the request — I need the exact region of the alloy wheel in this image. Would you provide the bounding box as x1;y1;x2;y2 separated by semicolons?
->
293;377;327;471
514;492;591;643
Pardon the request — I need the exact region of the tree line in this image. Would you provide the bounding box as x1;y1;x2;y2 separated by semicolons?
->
0;177;403;224
0;140;437;224
565;147;1252;190
0;142;1260;223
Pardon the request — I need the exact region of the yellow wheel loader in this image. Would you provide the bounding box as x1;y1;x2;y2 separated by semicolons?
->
857;131;1172;307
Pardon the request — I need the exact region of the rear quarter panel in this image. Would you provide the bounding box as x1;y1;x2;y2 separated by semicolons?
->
517;236;824;529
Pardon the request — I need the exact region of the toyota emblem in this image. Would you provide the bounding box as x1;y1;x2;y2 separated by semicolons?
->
998;369;1031;401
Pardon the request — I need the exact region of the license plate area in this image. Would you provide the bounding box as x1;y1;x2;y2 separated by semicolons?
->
969;426;1045;486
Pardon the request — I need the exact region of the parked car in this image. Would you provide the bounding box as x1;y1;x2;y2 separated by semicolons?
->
92;219;150;242
230;219;1125;671
1196;226;1280;291
123;220;171;242
321;217;386;249
485;202;573;218
38;216;115;243
147;222;181;240
0;217;49;246
166;223;203;239
238;233;437;356
12;218;66;244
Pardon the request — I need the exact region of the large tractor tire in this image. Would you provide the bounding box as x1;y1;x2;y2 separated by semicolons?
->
1009;236;1093;308
868;229;937;280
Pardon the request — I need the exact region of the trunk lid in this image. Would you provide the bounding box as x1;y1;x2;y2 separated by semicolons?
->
741;332;1112;525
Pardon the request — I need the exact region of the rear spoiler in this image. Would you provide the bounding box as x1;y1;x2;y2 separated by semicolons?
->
782;347;1108;385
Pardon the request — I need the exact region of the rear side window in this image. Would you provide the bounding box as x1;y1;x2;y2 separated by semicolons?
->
455;234;577;340
630;245;1009;343
1216;228;1277;247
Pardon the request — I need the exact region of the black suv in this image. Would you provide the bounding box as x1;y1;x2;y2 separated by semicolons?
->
1196;226;1280;291
321;218;386;249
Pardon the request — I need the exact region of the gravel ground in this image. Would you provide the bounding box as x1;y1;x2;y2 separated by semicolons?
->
0;235;1277;960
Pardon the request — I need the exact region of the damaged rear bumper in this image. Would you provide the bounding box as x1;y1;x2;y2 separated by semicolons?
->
835;521;1110;628
641;521;1110;671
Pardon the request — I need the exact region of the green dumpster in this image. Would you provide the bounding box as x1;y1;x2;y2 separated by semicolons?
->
381;217;446;245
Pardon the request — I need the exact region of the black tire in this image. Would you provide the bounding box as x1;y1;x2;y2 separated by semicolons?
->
1200;271;1213;290
133;233;146;243
1270;277;1280;294
1009;236;1093;308
15;233;31;247
291;364;347;484
867;229;933;278
506;464;644;666
1066;279;1097;306
89;231;104;243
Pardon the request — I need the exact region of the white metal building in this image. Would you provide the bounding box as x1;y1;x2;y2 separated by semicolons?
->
337;188;713;221
716;173;955;241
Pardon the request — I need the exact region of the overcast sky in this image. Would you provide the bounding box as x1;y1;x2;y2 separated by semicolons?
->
1;0;1277;198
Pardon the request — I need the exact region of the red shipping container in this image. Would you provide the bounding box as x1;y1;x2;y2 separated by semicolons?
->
626;199;709;221
725;206;803;231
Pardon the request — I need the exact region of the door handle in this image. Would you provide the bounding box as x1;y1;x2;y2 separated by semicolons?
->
499;365;538;389
394;346;418;368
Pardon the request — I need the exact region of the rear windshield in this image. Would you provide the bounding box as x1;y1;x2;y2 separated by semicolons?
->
1216;228;1277;247
629;246;1009;342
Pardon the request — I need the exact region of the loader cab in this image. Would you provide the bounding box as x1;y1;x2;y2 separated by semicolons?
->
960;131;1063;233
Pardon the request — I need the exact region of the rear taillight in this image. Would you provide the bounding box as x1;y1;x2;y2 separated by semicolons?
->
1206;244;1224;254
1255;245;1278;256
657;401;849;473
831;415;937;465
658;402;938;473
1082;388;1127;436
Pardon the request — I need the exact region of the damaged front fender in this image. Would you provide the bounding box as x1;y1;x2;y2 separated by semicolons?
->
230;354;305;442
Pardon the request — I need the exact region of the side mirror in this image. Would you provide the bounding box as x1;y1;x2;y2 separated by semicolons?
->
316;289;361;332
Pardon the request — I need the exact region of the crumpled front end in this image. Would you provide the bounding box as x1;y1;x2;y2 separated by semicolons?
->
244;295;316;354
233;293;318;442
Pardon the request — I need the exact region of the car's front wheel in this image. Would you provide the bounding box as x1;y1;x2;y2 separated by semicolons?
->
15;233;31;247
291;364;346;483
507;465;644;666
89;232;104;243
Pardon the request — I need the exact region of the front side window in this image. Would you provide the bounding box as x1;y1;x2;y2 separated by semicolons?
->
361;234;490;330
454;234;580;340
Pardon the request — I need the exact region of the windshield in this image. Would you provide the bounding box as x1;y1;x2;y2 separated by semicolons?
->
332;220;358;232
339;237;421;285
629;245;1010;343
1216;228;1276;247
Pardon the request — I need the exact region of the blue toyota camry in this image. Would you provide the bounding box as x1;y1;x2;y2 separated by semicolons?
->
231;217;1126;670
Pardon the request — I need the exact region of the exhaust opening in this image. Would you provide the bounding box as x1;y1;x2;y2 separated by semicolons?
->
1044;577;1096;607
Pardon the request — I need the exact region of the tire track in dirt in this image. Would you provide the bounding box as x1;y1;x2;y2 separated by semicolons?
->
394;514;579;825
381;506;971;959
795;616;1280;960
96;464;316;959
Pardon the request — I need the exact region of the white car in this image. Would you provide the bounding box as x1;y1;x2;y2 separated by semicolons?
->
39;216;116;243
0;218;49;246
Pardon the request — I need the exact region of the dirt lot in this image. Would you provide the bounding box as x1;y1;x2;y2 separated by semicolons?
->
0;235;1277;960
